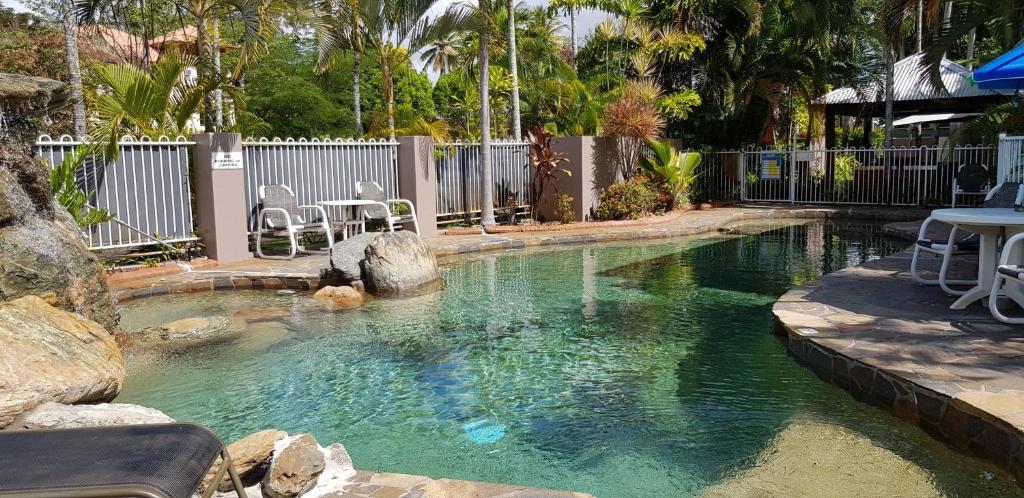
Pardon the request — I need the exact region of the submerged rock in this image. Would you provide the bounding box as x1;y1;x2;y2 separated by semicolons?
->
0;295;124;427
312;286;364;310
132;316;242;349
262;433;326;498
701;421;942;498
362;231;442;295
10;401;173;430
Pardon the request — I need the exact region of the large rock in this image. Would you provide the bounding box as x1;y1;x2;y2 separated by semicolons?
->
362;231;442;294
0;73;118;329
132;316;242;349
206;429;288;492
262;433;326;498
9;401;173;430
328;232;379;282
0;295;124;427
312;286;364;310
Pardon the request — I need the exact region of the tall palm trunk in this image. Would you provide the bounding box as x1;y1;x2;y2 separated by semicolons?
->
569;6;577;67
383;57;396;140
60;0;87;139
353;51;363;138
479;32;495;226
196;15;213;130
507;0;521;139
213;18;223;130
884;46;894;148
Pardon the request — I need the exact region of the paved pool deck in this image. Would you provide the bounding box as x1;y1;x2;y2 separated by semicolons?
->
110;205;928;301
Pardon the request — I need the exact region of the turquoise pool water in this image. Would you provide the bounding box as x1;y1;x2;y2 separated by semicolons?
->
118;221;1022;497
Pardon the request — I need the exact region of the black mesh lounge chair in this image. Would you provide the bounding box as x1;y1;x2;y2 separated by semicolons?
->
0;423;245;498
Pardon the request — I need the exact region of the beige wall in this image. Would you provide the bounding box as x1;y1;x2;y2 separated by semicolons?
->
397;136;439;238
192;133;251;263
534;136;621;222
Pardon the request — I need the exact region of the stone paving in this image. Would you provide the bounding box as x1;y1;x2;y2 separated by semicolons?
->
773;239;1024;485
112;205;928;301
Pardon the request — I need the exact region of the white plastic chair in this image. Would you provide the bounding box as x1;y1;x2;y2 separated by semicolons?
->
991;232;1024;323
911;182;1019;295
355;181;420;235
255;185;334;259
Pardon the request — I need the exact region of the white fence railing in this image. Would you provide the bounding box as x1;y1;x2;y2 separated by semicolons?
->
435;141;531;220
693;145;996;206
36;134;196;250
242;137;399;232
998;134;1024;184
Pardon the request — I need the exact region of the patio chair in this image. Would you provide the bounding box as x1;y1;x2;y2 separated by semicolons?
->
991;231;1024;324
951;163;991;207
256;184;334;260
355;181;420;235
911;181;1020;295
0;423;246;498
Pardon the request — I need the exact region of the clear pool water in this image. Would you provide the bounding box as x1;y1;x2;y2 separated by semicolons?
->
118;221;1023;497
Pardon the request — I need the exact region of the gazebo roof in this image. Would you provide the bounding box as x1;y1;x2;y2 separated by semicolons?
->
821;53;998;105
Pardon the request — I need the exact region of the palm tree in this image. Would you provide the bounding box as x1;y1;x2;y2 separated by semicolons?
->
312;0;365;138
437;0;501;225
357;0;442;140
420;32;460;75
507;0;521;138
59;0;87;138
78;0;278;132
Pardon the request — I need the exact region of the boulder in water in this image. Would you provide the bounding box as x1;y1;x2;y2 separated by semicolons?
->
327;232;380;283
312;285;364;310
261;433;326;498
362;231;442;295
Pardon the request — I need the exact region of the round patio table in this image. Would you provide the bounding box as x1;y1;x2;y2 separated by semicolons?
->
930;208;1024;309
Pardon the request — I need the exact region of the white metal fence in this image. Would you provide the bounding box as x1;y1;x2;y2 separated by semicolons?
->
692;145;996;206
36;134;196;250
435;141;531;220
242;137;399;232
998;134;1024;184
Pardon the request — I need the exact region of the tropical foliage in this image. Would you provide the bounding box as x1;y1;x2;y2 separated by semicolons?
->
639;139;701;208
49;152;115;228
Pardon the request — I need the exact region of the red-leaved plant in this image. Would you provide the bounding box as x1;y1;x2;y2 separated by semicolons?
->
527;125;571;220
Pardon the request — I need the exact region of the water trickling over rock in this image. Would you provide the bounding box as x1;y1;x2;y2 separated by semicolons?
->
0;73;118;328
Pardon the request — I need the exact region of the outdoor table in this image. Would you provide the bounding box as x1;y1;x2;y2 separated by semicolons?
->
317;199;388;240
930;208;1024;309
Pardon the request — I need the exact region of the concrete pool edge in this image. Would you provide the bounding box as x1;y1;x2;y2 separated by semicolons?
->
772;245;1024;487
112;205;930;303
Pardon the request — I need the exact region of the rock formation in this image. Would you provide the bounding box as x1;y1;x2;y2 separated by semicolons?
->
0;295;124;427
0;73;118;329
361;231;442;294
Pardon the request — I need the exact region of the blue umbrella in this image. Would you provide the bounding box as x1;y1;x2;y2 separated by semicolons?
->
973;43;1024;91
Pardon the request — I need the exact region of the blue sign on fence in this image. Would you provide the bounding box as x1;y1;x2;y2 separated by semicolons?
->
760;153;782;180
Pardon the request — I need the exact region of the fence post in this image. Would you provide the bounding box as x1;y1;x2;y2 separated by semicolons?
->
396;136;439;237
740;150;748;202
788;147;797;204
192;133;250;263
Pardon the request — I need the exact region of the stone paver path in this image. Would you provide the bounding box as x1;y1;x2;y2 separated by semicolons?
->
774;247;1024;484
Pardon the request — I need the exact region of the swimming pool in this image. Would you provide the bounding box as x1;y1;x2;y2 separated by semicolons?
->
117;221;1023;497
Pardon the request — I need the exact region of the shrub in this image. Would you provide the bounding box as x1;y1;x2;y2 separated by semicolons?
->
596;176;662;220
554;193;575;224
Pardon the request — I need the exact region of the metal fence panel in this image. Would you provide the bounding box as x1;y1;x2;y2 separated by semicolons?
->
435;141;530;219
242;137;399;232
36;134;196;250
998;134;1024;184
697;145;995;207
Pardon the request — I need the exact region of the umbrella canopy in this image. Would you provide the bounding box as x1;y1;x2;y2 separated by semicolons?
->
973;43;1024;90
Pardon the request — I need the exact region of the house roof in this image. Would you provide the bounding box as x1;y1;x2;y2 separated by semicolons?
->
150;26;239;53
821;53;998;105
77;25;160;64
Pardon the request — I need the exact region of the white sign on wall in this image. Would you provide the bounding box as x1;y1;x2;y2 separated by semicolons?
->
212;151;243;170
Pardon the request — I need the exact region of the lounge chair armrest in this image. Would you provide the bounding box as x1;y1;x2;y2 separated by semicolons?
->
1000;233;1024;265
259;207;292;229
387;199;417;217
299;204;330;224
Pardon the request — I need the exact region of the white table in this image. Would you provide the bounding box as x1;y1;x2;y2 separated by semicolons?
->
318;200;388;240
930;208;1024;309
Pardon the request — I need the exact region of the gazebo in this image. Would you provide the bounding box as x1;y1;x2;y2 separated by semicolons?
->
820;53;1005;148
